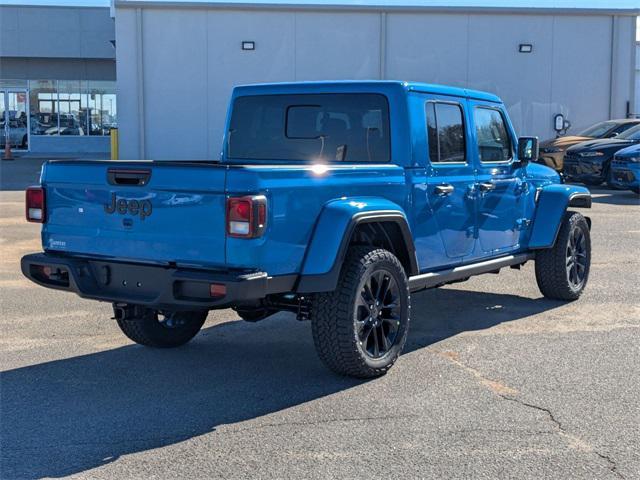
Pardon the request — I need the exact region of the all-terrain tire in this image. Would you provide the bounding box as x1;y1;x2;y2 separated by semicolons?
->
116;309;207;348
311;246;410;378
535;211;591;301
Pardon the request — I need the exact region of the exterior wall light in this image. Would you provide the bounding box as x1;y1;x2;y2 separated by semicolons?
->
518;44;533;53
553;114;571;137
242;41;255;51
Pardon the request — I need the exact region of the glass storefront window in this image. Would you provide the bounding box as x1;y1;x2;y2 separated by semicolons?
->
29;80;58;136
26;80;116;137
1;90;29;149
58;80;85;136
88;81;117;136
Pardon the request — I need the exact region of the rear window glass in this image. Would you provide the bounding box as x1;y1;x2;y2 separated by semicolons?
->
227;94;390;162
577;121;616;138
618;124;640;141
425;101;466;163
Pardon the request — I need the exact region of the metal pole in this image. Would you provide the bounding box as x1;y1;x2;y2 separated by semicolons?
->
110;128;119;160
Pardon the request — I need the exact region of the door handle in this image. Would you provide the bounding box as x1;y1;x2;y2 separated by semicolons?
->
107;168;151;186
434;184;454;196
478;182;495;192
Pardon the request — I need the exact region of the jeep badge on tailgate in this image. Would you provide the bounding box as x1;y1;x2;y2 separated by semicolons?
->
104;193;152;221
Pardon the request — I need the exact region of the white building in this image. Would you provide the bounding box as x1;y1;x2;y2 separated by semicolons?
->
114;0;639;160
636;40;640;116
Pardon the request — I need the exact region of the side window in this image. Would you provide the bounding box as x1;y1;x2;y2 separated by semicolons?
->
613;123;637;136
425;101;466;163
426;102;439;163
474;107;512;162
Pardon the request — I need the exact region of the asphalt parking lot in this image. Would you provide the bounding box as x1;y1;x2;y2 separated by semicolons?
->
1;161;639;479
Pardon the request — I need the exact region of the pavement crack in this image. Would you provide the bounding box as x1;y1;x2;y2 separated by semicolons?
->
500;395;624;479
500;396;564;430
592;450;626;479
436;350;625;479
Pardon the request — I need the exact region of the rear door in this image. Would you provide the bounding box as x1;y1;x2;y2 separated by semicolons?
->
469;102;525;255
42;161;228;268
419;98;476;264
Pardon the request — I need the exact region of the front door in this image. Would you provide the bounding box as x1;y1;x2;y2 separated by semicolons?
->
470;103;524;255
1;90;29;151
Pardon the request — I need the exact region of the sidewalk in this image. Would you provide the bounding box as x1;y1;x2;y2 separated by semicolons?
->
1;152;109;191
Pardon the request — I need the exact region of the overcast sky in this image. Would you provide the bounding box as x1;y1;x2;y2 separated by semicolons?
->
0;0;109;4
0;0;639;7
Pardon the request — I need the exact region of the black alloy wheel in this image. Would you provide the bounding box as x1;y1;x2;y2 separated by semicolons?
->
355;269;402;359
566;223;588;290
311;246;410;378
535;211;591;301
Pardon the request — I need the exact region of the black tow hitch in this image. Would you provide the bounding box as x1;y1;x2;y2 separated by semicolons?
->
112;303;147;321
296;295;311;321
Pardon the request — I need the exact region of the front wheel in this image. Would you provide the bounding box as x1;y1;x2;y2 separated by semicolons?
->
116;309;207;348
535;211;591;301
311;246;410;378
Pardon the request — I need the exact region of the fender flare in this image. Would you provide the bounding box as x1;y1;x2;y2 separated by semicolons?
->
528;184;591;249
296;198;418;293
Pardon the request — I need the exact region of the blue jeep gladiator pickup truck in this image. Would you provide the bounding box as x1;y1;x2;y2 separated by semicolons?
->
22;81;592;378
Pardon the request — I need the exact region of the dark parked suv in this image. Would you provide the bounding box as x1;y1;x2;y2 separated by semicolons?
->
563;124;640;186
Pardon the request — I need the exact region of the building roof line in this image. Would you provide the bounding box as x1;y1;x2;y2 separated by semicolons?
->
0;3;109;9
113;0;640;16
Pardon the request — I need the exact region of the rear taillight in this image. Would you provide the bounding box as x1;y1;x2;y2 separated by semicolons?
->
226;195;267;238
26;186;45;223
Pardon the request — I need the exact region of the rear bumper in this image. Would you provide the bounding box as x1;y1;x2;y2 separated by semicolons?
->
21;252;296;310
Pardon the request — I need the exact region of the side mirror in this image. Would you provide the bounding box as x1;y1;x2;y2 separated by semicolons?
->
517;136;539;165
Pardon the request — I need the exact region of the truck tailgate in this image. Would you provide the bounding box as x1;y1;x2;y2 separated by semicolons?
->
42;161;228;268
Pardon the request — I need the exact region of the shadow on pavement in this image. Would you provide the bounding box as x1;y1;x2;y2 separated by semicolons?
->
0;288;563;478
406;287;563;351
589;189;640;206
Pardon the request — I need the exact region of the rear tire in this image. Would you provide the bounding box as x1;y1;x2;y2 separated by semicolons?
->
116;309;207;348
311;246;410;378
535;211;591;301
